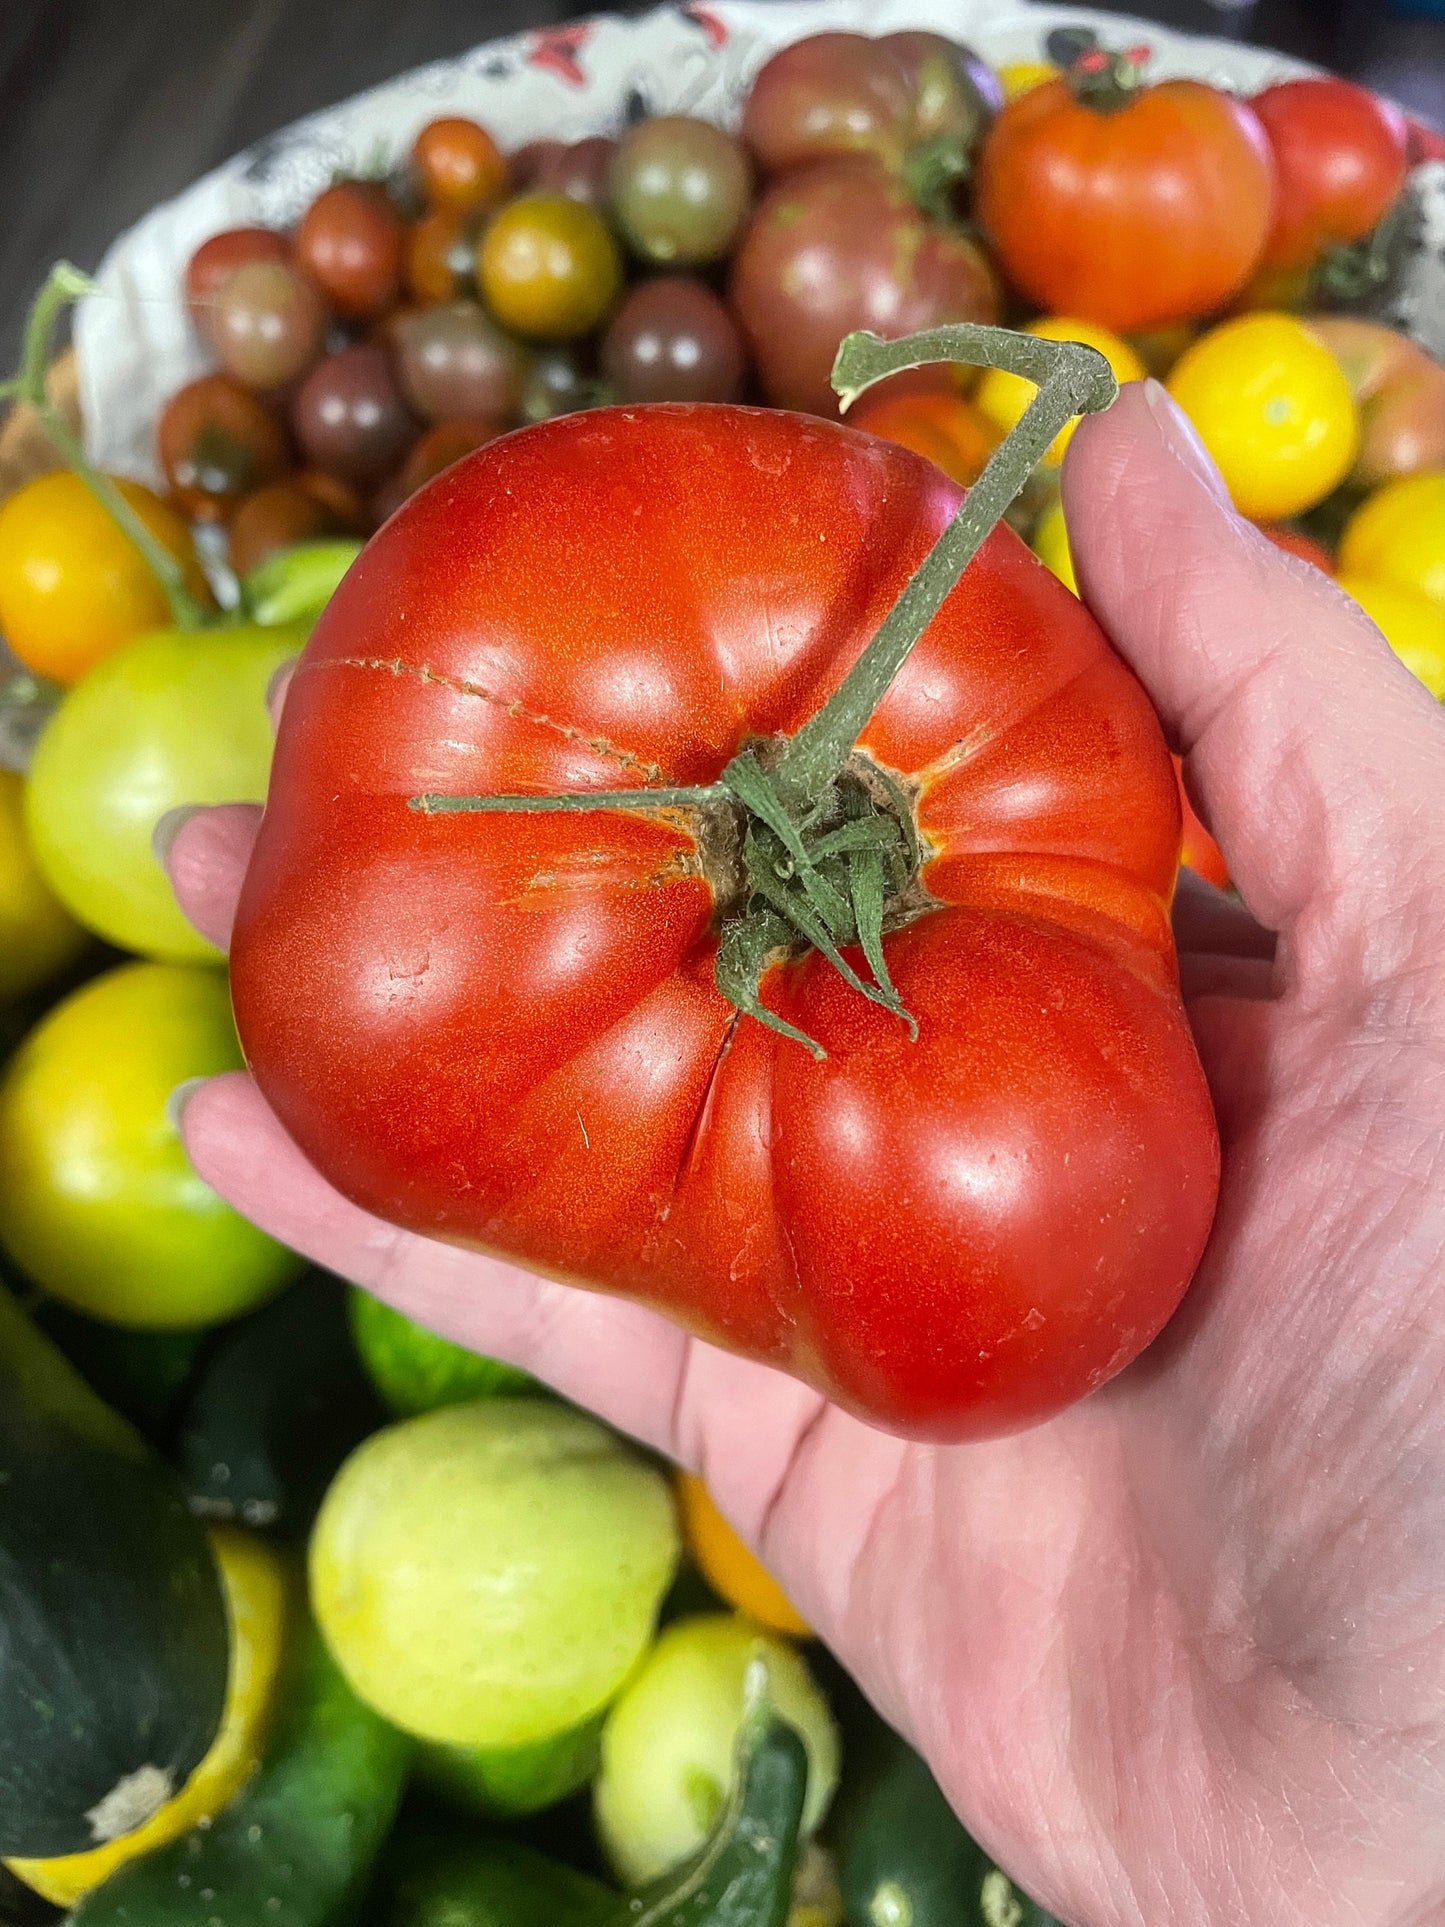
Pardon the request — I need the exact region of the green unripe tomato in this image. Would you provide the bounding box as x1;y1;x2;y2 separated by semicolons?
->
347;1286;538;1415
594;1612;840;1887
0;960;301;1327
25;621;305;960
309;1399;678;1748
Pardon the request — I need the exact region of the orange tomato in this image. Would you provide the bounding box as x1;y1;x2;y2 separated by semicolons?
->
848;390;998;486
676;1473;810;1637
1258;525;1335;573
1175;757;1229;888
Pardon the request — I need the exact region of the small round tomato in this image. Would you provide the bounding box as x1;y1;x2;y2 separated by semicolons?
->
293;346;417;488
405;207;480;303
848;389;996;486
185;227;291;336
1252;77;1409;272
1167;313;1359;521
608;116;752;268
1031;495;1077;593
0;961;302;1326
478;194;622;340
511;135;615;208
976;317;1146;464
1338;472;1445;608
227;472;366;577
0;769;87;1005
296;181;404;320
0;471;210;682
1308;316;1445;491
207;258;328;392
675;1473;809;1636
1338;573;1445;699
412;116;508;213
25;622;305;960
158;374;292;522
600;278;746;405
976;59;1274;331
1174;757;1229;888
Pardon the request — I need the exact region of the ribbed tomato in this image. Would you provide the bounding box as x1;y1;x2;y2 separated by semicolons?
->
1252;77;1408;273
975;56;1274;332
229;406;1218;1440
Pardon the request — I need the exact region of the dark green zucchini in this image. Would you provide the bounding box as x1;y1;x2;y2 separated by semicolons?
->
825;1685;1063;1927
0;1287;228;1861
174;1272;383;1532
73;1614;410;1926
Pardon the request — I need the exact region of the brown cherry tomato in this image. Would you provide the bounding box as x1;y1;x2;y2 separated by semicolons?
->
158;373;291;522
292;345;417;486
228;473;368;577
608;117;753;267
404;209;479;304
185;227;291;336
412;116;508;213
600;278;745;404
296;182;405;320
975;57;1274;332
390;301;529;422
730;160;999;416
512;135;616;208
208;259;328;391
478;194;622;340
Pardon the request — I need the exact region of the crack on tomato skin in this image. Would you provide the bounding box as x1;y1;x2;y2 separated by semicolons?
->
308;654;673;784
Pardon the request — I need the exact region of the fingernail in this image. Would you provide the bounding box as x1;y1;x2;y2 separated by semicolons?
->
152;804;200;865
1143;378;1233;506
166;1076;208;1133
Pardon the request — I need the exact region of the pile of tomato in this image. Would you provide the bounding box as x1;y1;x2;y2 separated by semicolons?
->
0;22;1444;1927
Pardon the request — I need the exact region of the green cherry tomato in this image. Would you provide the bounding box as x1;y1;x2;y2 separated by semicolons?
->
25;622;305;961
608;116;753;267
0;960;302;1327
477;194;622;340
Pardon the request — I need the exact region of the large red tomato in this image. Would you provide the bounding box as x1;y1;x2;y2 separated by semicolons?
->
230;406;1219;1441
1252;77;1408;272
975;58;1274;332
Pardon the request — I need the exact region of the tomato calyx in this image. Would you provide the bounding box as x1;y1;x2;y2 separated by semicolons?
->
1067;46;1149;117
409;321;1119;1054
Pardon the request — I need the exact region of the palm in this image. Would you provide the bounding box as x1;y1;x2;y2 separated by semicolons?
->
172;388;1445;1925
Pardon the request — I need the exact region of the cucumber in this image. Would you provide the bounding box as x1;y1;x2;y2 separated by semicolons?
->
823;1676;1062;1927
174;1272;383;1531
0;1286;228;1860
0;1862;59;1925
72;1614;410;1926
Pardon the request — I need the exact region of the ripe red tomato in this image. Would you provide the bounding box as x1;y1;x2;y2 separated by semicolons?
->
229;407;1218;1441
1174;757;1229;889
1252;77;1408;272
975;61;1274;332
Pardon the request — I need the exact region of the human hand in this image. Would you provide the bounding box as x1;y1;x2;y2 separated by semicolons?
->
165;381;1445;1926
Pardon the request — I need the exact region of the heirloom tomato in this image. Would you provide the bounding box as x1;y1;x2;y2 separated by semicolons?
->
229;404;1218;1441
975;53;1274;333
1251;77;1408;273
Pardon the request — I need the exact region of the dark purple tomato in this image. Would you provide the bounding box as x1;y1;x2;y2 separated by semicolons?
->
513;135;617;208
371;418;500;523
742;30;998;198
293;345;417;485
158;373;292;522
518;346;598;423
600;277;745;403
228;471;367;576
608;117;752;267
729;160;1000;416
390;301;528;422
208;259;328;391
296;182;405;319
185;227;291;335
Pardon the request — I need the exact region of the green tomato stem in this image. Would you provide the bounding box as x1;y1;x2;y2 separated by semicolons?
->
11;262;209;632
408;783;725;815
770;324;1117;810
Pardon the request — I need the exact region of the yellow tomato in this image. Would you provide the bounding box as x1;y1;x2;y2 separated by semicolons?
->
1032;497;1078;595
0;770;86;1003
1338;473;1445;609
0;472;209;684
478;194;622;340
977;318;1146;465
1337;573;1445;698
676;1472;811;1637
996;60;1057;101
7;1528;287;1905
1166;313;1358;521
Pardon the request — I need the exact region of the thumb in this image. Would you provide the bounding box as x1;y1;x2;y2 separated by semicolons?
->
1063;380;1445;981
